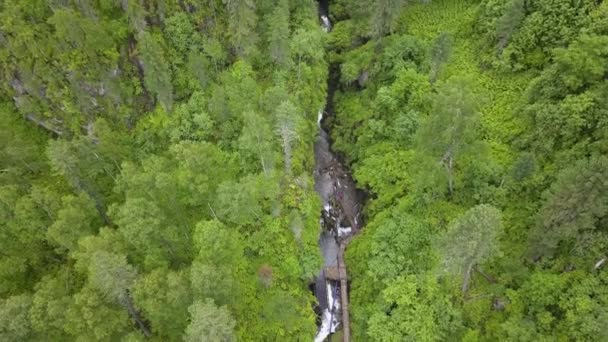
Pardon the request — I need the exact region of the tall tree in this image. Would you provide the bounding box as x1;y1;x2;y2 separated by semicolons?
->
495;0;525;54
47;193;99;251
274;100;301;175
441;204;502;293
267;0;290;66
138;31;174;111
30;271;72;340
132;268;191;339
415;79;483;196
529;156;608;258
371;0;406;38
239;110;275;175
429;33;453;83
366;275;462;341
87;250;151;337
190;220;247;306
184;299;236;342
0;295;33;341
223;0;258;57
63;285;131;340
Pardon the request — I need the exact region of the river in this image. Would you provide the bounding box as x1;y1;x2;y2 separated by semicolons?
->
312;3;365;341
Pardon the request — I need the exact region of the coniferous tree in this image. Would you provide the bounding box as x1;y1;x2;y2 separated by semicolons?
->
530;156;608;258
267;0;290;67
223;0;258;57
371;0;406;37
138;31;174;111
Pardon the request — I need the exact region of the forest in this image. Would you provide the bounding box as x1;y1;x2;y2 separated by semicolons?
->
1;0;607;341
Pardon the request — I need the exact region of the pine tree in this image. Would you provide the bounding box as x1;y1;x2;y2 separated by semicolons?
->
138;31;174;111
371;0;406;38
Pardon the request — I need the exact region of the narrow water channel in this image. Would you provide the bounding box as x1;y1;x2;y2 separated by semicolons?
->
312;3;365;340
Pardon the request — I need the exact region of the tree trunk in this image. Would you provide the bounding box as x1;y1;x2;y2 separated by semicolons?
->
282;138;292;175
475;266;496;284
75;178;112;226
123;291;151;337
445;156;454;196
24;114;63;136
462;262;474;294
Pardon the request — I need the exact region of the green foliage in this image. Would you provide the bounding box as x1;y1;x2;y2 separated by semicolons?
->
441;204;502;292
266;0;291;67
370;0;406;37
47;193;98;251
0;1;326;340
63;285;130;340
368;209;436;283
185;299;236;342
430;32;453;82
529;156;608;259
0;295;33;341
30;271;72;340
133;268;191;339
216;173;280;226
87;250;137;304
478;0;597;70
523;33;608;159
415;78;485;197
367;275;463;341
8;0;608;341
138;31;174;110
191;220;247;306
223;0;258;57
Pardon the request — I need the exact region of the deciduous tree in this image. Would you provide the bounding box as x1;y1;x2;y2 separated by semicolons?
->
184;299;236;342
441;204;502;293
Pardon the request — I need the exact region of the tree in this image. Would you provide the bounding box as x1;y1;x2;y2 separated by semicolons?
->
216;174;280;226
138;31;174;110
164;13;196;56
429;33;453;83
47;193;99;251
370;0;406;38
63;285;131;340
133;268;191;339
191;220;247;298
441;204;502;293
223;0;258;57
80;249;150;337
366;275;462;341
238;110;276;176
274;101;301;175
30;271;72;340
524;34;608;158
267;0;290;66
88;251;137;305
47;137;115;225
0;105;45;184
498;271;608;340
529;156;608;258
184;299;236;342
495;0;525;54
0;185;58;295
112;197;187;270
0;295;33;341
367;211;435;282
290;28;324;81
415;79;483;196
